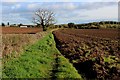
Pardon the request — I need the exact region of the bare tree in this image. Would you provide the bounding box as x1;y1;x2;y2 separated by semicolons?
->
32;9;55;31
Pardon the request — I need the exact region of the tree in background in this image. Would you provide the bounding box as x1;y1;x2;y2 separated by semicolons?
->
18;23;23;27
2;23;5;27
32;9;56;31
7;22;9;26
68;23;75;28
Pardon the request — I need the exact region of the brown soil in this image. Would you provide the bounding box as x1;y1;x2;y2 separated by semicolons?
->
53;29;120;80
1;27;42;34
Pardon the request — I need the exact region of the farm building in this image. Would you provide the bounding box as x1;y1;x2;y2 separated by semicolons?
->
19;25;34;28
20;25;27;28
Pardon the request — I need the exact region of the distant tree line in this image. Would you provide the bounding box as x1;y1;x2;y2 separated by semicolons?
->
1;21;120;29
54;21;120;29
40;21;119;29
75;21;120;29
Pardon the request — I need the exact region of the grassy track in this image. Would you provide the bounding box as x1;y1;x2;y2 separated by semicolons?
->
3;32;82;79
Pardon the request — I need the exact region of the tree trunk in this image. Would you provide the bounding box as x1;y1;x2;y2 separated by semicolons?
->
41;20;46;31
43;26;47;31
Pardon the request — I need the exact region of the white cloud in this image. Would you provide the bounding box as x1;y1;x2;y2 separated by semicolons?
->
51;3;77;10
11;4;21;10
79;5;118;21
2;13;32;24
27;3;37;9
27;3;44;10
2;0;118;2
107;0;118;1
55;3;118;24
1;2;118;24
2;0;26;2
64;3;76;10
16;4;21;8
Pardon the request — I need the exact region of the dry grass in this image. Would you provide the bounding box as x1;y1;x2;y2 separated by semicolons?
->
2;31;48;58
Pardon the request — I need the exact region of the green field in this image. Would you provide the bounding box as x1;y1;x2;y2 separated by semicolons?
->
2;32;82;79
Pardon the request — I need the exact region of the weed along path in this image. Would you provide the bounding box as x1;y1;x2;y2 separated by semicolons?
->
3;32;82;79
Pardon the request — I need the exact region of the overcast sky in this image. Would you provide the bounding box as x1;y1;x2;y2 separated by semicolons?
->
1;0;119;25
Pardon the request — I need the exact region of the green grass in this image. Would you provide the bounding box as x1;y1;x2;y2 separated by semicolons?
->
55;56;82;78
3;32;82;79
103;56;116;63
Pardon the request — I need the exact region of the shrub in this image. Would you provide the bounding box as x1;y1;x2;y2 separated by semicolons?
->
68;23;75;28
2;23;5;27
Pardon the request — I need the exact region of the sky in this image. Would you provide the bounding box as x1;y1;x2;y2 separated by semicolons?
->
0;0;119;25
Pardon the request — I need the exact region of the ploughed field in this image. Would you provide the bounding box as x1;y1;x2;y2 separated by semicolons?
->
2;27;42;34
53;29;120;79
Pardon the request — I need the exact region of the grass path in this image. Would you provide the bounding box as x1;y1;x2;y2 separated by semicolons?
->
3;32;82;79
